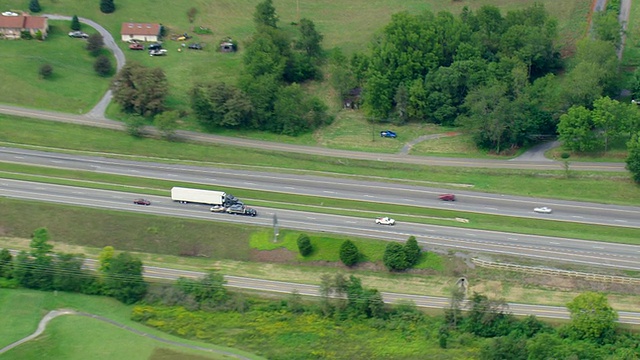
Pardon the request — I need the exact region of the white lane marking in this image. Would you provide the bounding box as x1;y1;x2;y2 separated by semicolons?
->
549;242;560;245
323;191;336;194
465;233;477;237
593;246;604;249
572;216;584;219
614;220;627;223
364;195;373;198
484;207;498;210
14;156;24;159
404;199;415;202
306;217;316;220
284;187;295;190
244;182;256;186
508;238;518;241
51;160;63;163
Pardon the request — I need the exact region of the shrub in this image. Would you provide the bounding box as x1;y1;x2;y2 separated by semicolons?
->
94;55;112;77
339;240;359;267
404;236;421;266
86;33;104;56
100;0;115;14
29;0;41;13
71;15;81;31
383;242;408;271
297;234;313;257
39;64;53;79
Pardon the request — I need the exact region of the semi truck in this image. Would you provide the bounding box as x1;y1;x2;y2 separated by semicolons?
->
171;187;240;207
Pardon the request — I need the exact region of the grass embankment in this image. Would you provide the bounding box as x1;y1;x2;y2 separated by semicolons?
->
0;289;263;360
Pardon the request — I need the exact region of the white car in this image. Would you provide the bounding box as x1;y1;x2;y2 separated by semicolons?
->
210;205;226;213
2;12;19;17
375;217;396;225
534;207;553;214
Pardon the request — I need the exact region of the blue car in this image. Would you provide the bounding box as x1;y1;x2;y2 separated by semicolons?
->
380;130;397;138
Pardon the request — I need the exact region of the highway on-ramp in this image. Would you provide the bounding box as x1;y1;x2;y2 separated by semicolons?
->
1;147;638;228
2;179;640;271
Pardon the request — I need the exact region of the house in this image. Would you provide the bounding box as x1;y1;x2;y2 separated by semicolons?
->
0;14;48;39
120;22;161;42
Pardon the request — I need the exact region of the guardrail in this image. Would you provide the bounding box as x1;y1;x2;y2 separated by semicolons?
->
472;258;640;285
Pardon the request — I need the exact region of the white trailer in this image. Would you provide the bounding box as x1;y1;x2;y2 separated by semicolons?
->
171;187;228;205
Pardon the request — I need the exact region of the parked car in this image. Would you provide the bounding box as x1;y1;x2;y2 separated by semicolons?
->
2;11;19;16
129;43;144;50
375;217;396;225
68;31;89;38
534;206;552;214
149;49;168;56
439;194;456;201
133;198;151;206
148;43;162;51
188;43;203;50
210;205;226;212
380;130;397;138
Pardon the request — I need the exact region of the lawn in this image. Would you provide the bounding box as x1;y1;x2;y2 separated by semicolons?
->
1;0;589;114
0;22;112;113
0;289;263;360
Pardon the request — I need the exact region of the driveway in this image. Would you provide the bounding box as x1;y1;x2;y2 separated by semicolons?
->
44;14;126;119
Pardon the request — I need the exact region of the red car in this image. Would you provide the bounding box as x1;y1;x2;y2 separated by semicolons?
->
439;194;456;201
129;43;144;50
133;198;151;205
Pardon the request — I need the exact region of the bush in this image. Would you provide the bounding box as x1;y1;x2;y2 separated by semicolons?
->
71;15;81;31
94;55;112;77
29;0;41;13
339;240;359;267
86;34;104;56
297;234;313;257
100;0;116;14
383;242;408;271
404;236;421;266
39;64;53;79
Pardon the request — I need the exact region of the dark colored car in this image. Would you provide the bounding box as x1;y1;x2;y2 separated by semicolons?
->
133;198;151;205
188;43;203;50
439;194;456;201
129;43;144;50
380;130;397;138
148;43;162;51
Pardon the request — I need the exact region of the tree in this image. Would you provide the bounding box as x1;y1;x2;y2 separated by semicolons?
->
94;55;112;77
463;292;513;337
479;334;528;360
39;64;53;79
98;246;115;272
111;63;169;117
154;110;179;140
296;234;313;257
627;132;640;184
296;18;323;58
187;7;197;23
566;292;618;343
593;11;622;47
53;253;86;292
383;242;408;271
191;82;253;129
100;0;115;14
339;240;359;267
30;227;52;257
104;252;147;304
71;15;81;31
254;0;278;29
86;33;104;56
558;105;599;152
404;236;421;266
592;96;625;153
29;0;41;13
176;270;227;305
0;249;12;278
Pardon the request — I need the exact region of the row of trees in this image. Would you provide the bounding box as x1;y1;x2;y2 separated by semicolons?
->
297;233;423;271
0;228;146;304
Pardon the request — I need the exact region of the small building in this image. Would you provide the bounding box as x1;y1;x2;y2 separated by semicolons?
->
220;41;235;53
120;22;161;42
0;14;48;39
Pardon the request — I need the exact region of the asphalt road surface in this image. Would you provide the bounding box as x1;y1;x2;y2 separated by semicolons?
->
2;179;640;271
1;147;638;228
0;104;626;172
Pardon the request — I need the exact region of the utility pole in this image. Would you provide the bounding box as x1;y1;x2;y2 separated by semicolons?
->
272;213;279;243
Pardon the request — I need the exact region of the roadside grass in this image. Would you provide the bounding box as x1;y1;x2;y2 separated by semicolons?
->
546;138;630;162
2;165;640;244
0;289;263;360
622;0;640;68
0;22;113;113
1;115;639;206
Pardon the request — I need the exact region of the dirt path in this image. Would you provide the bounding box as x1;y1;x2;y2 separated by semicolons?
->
0;309;257;359
398;132;460;155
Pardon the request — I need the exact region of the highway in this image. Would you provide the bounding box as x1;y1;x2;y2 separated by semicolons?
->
1;147;639;228
2;179;640;271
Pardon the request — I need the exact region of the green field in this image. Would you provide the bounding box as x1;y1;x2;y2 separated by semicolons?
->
0;289;264;359
0;0;589;114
